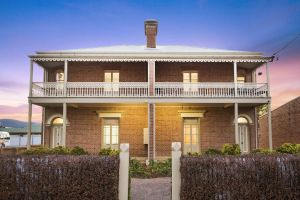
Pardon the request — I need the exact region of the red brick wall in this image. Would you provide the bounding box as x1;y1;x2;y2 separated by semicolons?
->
47;61;253;83
155;105;256;156
259;97;300;148
47;62;148;82
44;105;148;155
155;62;253;82
44;104;256;157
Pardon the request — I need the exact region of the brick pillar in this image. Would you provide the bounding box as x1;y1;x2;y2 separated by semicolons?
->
148;103;155;160
148;60;155;96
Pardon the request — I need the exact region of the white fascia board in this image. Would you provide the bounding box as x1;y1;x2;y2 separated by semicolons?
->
29;97;271;105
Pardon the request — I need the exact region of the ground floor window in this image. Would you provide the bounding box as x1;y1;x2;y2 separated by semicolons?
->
183;118;200;154
102;118;119;149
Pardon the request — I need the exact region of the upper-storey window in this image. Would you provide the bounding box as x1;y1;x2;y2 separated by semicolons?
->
104;71;119;83
104;71;119;92
183;72;198;83
56;70;64;82
237;76;245;83
183;72;198;92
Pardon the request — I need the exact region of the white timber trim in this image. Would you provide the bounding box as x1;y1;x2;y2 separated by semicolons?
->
254;107;258;149
62;103;67;147
64;60;68;97
266;62;270;96
29;97;271;104
234;103;239;144
46;113;70;126
268;101;273;150
30;57;272;63
27;101;32;150
178;110;206;118
97;112;122;118
29;60;33;97
234;61;237;97
42;107;45;147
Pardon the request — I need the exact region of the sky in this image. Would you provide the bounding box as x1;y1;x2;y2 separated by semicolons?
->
0;0;299;122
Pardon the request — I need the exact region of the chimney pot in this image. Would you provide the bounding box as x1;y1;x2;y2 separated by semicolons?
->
144;19;158;48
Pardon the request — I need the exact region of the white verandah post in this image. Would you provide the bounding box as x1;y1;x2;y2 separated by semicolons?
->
266;62;273;150
27;60;34;150
234;61;238;97
234;103;239;144
64;60;68;97
268;102;273;150
63;103;67;147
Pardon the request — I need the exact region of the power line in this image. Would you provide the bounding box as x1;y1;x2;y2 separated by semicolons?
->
272;34;300;59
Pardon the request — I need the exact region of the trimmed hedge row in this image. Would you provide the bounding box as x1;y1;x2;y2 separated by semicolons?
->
180;154;300;200
0;155;119;200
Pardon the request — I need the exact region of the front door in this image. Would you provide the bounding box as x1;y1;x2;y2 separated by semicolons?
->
183;118;200;154
238;124;249;153
52;126;63;147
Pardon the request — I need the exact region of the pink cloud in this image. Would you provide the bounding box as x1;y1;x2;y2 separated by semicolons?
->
0;104;42;122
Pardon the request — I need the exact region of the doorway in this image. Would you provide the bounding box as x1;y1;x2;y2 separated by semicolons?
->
183;118;200;154
51;117;64;147
238;117;249;153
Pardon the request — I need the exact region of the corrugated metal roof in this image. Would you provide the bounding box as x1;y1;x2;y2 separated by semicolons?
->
36;45;262;56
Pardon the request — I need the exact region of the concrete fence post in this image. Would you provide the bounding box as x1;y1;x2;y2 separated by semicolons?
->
172;142;182;200
119;143;129;200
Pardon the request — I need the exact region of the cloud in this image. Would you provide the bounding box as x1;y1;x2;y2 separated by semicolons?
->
0;104;41;122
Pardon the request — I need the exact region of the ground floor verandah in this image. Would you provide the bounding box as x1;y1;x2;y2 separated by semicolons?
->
26;102;269;160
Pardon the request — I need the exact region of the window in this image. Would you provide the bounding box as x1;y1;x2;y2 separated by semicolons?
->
52;117;63;125
104;71;119;83
238;117;248;124
237;76;245;83
183;118;199;154
56;70;64;82
183;72;198;93
104;71;119;92
183;72;198;83
102;119;119;149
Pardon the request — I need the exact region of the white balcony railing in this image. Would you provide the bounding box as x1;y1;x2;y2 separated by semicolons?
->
155;82;268;98
32;82;148;97
32;82;268;98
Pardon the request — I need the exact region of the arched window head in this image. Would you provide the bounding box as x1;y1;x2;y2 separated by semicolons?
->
56;70;64;82
238;117;248;124
52;117;63;125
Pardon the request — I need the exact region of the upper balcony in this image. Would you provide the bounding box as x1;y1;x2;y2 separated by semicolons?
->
28;58;271;104
31;82;268;98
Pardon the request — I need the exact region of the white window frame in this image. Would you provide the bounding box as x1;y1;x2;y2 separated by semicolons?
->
104;71;119;93
102;118;119;150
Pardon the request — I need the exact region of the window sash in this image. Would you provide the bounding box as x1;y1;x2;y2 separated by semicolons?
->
103;119;119;147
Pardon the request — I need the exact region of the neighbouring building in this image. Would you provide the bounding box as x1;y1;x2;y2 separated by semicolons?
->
259;96;300;148
27;20;273;160
0;127;41;147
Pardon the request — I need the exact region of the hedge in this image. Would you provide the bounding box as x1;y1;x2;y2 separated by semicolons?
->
0;155;119;200
180;154;300;200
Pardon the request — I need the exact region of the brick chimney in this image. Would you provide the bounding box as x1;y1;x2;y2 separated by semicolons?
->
144;19;158;48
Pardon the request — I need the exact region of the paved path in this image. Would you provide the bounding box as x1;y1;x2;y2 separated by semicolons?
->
131;177;171;200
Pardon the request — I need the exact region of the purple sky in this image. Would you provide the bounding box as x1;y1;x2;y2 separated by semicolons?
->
0;0;300;122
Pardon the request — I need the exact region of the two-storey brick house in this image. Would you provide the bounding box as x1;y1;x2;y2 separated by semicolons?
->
27;20;273;160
